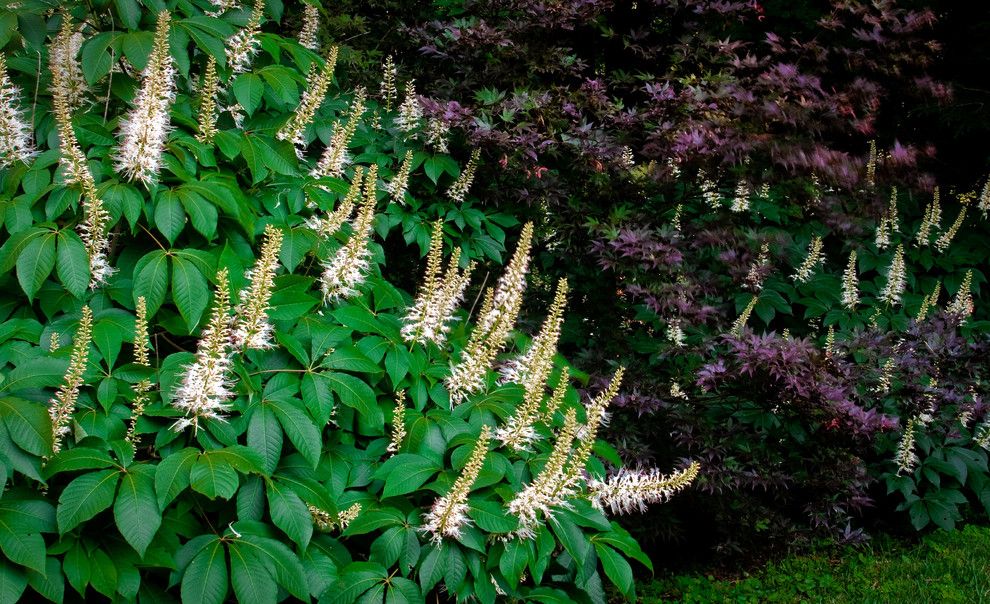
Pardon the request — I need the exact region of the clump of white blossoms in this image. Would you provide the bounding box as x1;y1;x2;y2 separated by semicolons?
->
278;46;340;154
447;149;481;203
320;164;378;302
306;165;361;236
497;279;569;450
588;462;700;515
697;170;721;209
226;0;265;74
422;425;492;543
114;11;176;186
946;269;974;322
791;236;824;284
425;117;450;153
387;150;413;203
51;23;114;288
298;3;320;50
311;87;366;179
446;222;534;405
666;318;686;347
841;250;859;309
0;54;36;168
379;55;397;113
195;57;220;145
394;80;422;134
387;392;407;455
49;20;87;112
878;244;907;306
979;177;990;218
172;269;235;433
895;415;922;475
231;225;284;350
915;187;941;246
402;220;475;347
730;180;750;212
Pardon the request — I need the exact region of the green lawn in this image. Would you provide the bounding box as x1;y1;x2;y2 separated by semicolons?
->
640;525;990;603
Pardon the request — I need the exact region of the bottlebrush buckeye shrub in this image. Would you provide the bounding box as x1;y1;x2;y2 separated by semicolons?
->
0;3;695;603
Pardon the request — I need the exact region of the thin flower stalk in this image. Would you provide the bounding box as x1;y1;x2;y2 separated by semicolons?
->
895;415;921;475
49;19;87;112
745;242;770;291
226;0;265;74
380;55;397;113
402;220;474;347
566;367;624;483
917;281;941;321
387;391;406;455
915;187;941;246
588;462;700;515
865;139;877;189
298;3;319;50
114;11;175;186
879;244;907;306
730;295;758;336
446;223;533;405
172;269;234;433
305;166;362;236
320;164;378;302
423;425;492;543
541;368;570;424
979;177;990;218
841;250;859;309
206;0;238;17
278;46;340;152
311;87;366;179
0;54;35;168
497;279;569;450
231;225;283;349
447;149;481;203
195;57;219;145
934;207;966;253
126;297;153;448
394;79;421;133
51;31;114;288
387;150;413;203
791;236;824;283
49;306;93;455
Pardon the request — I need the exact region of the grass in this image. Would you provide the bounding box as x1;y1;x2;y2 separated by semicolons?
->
640;525;990;603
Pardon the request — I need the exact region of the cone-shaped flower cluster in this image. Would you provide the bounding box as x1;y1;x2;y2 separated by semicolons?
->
934;206;966;253
49;306;93;455
916;281;941;321
588;462;700;515
895;415;921;475
380;55;397;113
126;296;153;447
731;295;758;336
497;279;569;450
447;149;481;203
402;220;475;347
298;3;320;50
320;164;378;302
841;250;859;309
278;46;340;153
446;222;533;405
387;391;406;455
946;269;974;321
425;118;450;153
387;150;413;203
226;0;265;74
542;368;570;423
916;187;941;246
232;225;283;349
698;171;720;208
0;54;36;168
422;425;492;543
114;11;175;186
395;80;422;133
311;87;366;179
310;503;361;532
51;27;114;288
306;166;361;236
865;139;877;189
195;57;219;145
879;244;906;306
172;269;234;432
49;20;87;112
791;236;824;283
730;180;750;212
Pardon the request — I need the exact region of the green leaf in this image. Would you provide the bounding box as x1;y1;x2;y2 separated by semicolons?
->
0;527;46;573
56;230;90;298
499;539;529;588
115;467;162;557
267;481;313;550
57;469;121;534
133;250;170;316
0;397;52;457
155;447;198;509
80;32;116;84
468;499;518;533
155;190;186;244
191;452;240;500
0;559;27;603
182;539;229;604
239;533;309;601
375;454;439;499
44;447;114;476
26;557;64;603
229;541;278;604
325;372;382;425
178;188;219;239
269;398;321;469
594;543;633;597
16;232;56;301
113;0;141;29
319;561;387;604
233;73;265;115
171;255;209;330
247;405;283;475
323;345;382;374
